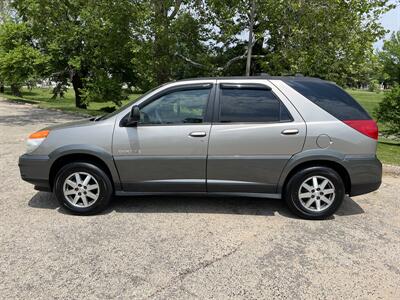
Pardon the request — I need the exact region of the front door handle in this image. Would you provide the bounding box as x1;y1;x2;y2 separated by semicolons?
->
189;131;207;137
281;129;299;135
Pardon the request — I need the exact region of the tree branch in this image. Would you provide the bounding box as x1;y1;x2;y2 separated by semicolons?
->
175;53;207;69
219;55;266;71
219;38;260;71
169;0;182;20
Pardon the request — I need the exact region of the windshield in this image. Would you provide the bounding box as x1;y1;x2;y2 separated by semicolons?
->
99;85;165;121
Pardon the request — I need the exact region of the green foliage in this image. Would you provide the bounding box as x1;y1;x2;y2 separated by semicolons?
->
0;21;48;92
0;0;397;108
379;31;400;85
81;71;127;106
130;0;212;88
375;86;400;136
11;0;138;106
201;0;394;84
368;80;380;92
260;0;393;86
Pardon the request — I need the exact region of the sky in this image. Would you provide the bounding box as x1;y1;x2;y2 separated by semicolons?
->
375;1;400;49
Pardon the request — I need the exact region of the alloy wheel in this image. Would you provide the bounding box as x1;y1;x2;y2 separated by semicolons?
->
62;172;100;208
298;175;336;212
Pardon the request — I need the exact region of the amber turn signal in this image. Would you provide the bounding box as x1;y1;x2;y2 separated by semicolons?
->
29;130;50;139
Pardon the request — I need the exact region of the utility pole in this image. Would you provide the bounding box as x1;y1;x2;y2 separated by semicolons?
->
245;0;256;76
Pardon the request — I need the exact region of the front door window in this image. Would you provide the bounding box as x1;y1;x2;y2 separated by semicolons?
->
140;89;210;125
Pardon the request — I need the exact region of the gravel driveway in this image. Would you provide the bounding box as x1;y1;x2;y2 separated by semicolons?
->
1;99;399;299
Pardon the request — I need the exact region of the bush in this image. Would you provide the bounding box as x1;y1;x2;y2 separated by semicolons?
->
375;86;400;136
368;80;380;92
81;71;127;106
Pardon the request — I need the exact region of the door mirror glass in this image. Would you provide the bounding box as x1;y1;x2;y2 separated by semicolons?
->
126;105;140;126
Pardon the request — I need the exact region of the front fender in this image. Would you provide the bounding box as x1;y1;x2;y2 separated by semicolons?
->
48;144;121;190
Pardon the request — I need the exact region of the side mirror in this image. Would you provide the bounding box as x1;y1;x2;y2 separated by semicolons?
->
125;105;140;127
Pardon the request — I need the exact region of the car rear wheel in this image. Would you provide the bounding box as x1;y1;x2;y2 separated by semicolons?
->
284;166;345;220
54;162;113;215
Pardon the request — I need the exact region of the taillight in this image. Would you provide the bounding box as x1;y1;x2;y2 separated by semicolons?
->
343;120;378;140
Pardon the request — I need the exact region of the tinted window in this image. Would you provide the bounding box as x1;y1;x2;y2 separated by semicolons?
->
219;88;292;123
285;80;371;120
140;89;210;124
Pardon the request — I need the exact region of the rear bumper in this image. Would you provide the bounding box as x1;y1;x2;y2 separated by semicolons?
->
18;154;52;192
344;155;382;196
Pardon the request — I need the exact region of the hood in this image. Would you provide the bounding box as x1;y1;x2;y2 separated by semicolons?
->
42;118;94;131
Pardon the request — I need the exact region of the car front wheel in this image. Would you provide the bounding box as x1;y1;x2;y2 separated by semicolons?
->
54;162;113;215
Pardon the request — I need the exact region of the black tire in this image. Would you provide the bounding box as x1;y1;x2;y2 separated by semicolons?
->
54;162;113;215
284;166;345;220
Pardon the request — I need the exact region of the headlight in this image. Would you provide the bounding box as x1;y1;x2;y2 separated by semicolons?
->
26;130;50;153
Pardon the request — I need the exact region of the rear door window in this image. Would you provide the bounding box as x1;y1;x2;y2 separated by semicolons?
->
284;80;371;120
219;87;292;123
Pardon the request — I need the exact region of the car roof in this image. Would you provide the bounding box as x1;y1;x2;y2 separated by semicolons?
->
176;76;324;83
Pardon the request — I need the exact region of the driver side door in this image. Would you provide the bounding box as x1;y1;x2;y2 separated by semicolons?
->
113;83;215;193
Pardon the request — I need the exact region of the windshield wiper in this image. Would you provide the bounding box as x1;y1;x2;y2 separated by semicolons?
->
91;114;105;121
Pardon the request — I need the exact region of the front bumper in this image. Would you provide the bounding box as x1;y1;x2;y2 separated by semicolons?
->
18;154;52;192
344;155;382;196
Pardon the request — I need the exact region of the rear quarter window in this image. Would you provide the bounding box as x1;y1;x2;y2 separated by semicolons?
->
284;80;371;120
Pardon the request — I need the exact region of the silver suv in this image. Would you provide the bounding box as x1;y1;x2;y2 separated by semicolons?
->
19;77;382;219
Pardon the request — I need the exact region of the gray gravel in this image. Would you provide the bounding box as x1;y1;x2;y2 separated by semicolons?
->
1;99;400;299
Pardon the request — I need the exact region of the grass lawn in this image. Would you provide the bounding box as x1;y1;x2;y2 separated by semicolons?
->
1;86;399;165
346;89;400;165
0;87;140;116
346;89;384;115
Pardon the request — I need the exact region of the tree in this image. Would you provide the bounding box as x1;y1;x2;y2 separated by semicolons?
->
379;31;400;85
129;0;213;90
0;21;48;96
12;0;139;108
1;0;397;104
202;0;394;82
201;0;268;76
259;0;394;85
0;0;12;93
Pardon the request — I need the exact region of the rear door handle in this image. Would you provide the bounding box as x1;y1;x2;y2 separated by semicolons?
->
189;131;207;137
281;129;299;135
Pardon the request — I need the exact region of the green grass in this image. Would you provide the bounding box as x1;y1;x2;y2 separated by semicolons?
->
347;89;399;165
346;89;384;116
0;87;140;116
1;86;399;165
377;138;400;165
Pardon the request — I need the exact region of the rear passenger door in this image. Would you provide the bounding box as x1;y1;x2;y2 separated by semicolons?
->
207;80;306;194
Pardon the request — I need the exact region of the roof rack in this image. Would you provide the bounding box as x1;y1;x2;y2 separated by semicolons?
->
176;75;324;82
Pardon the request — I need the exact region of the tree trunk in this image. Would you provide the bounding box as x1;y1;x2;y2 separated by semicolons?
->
11;84;21;97
71;72;87;109
245;0;256;76
153;1;172;85
0;84;4;93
